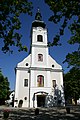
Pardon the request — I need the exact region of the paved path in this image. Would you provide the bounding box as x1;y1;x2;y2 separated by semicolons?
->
0;106;80;120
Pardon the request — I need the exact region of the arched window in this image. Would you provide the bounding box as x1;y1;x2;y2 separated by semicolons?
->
38;54;43;61
37;75;44;87
37;35;43;42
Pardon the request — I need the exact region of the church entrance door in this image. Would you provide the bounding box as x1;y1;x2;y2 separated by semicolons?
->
37;95;45;107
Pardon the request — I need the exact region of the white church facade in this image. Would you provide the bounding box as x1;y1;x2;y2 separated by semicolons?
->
14;10;65;108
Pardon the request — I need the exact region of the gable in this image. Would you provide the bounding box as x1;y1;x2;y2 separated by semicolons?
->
17;54;31;68
48;55;62;69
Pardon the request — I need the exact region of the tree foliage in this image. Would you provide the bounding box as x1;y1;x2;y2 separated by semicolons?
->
0;0;32;53
0;70;10;105
64;67;80;104
45;0;80;68
63;50;80;68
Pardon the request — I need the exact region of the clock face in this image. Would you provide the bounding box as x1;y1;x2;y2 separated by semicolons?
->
37;27;42;31
39;29;41;31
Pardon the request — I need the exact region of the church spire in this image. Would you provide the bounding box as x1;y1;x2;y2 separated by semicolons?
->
35;8;42;21
32;8;46;28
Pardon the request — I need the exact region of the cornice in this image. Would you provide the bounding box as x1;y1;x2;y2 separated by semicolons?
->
16;66;63;72
31;44;48;48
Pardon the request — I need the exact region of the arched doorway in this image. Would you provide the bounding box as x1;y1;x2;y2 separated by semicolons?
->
37;95;45;107
34;91;48;107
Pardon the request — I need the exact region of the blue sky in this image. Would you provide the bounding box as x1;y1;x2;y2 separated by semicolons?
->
0;0;78;90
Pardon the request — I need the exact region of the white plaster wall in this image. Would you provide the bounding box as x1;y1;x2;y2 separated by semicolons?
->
14;70;29;107
51;72;63;88
31;46;48;67
14;70;20;106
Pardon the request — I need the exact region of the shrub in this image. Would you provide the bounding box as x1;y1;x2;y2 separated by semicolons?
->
3;109;10;119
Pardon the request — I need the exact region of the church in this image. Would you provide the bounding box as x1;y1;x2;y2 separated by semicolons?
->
14;9;65;108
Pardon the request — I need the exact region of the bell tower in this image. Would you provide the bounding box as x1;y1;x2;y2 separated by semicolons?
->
31;9;49;67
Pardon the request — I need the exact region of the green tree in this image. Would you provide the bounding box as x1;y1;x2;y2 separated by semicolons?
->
64;67;80;104
0;0;32;53
45;0;80;68
0;70;10;105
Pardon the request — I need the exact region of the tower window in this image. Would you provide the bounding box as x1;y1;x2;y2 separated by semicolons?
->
37;35;43;42
38;54;43;61
24;79;28;87
37;75;44;87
